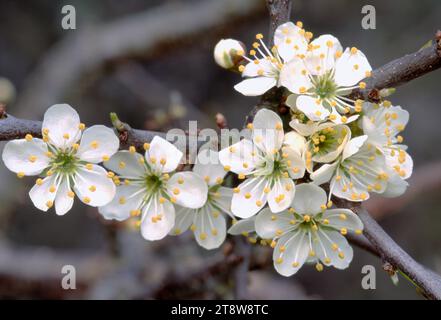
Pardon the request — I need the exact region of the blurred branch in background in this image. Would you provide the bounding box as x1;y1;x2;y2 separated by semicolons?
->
12;0;264;118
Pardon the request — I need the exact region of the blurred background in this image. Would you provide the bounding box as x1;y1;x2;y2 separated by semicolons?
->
0;0;440;299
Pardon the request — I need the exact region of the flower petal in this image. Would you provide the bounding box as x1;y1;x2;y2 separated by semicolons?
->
274;22;308;62
104;151;145;178
234;77;277;96
167;171;208;209
321;208;363;232
291;183;327;215
170;206;195;236
255;207;298;239
140;195;175;241
98;185;145;221
268;177;295;213
228;216;256;235
283;131;306;156
313;229;353;269
310;161;339;186
242;59;275;77
193;203;227;250
279;59;312;94
147;136;183;173
231;176;269;218
282;146;306;179
273;230;310;276
77;125;119;163
29;175;58;212
211;187;234;218
193;149;226;187
218;139;258;175
382;171;409;198
252;109;285;154
42;104;81;149
342;135;367;161
305;34;342;74
54;177;74;216
296;95;330;121
2;138;50;175
334;47;372;87
74;164;116;207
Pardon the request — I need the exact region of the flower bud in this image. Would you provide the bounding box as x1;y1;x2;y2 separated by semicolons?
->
213;39;245;69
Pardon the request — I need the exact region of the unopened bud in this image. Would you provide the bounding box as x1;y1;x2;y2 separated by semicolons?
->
213;39;246;69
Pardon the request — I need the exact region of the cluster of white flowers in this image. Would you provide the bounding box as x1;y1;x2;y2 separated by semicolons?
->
1;20;413;278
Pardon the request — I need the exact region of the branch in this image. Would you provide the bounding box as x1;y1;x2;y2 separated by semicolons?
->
348;203;441;300
266;0;292;46
350;30;441;101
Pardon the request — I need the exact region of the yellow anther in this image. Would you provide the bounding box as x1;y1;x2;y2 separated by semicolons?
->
238;173;246;180
129;146;136;154
67;191;75;198
143;143;150;150
338;252;345;259
353;64;359;70
46;200;54;208
216;177;223;184
303;215;311;222
46;170;54;176
327;201;333;208
150;156;157;164
355;229;363;235
305;31;313;40
78;123;85;130
329;114;337;121
341;116;347;123
85;163;93;170
63;133;70;140
83;197;91;204
316;263;324;272
223;165;231;171
107;171;115;178
160;158;167;165
246;123;253;129
275;122;283;130
119;161;126;169
36;178;43;186
309;250;316;257
276;257;283;264
292;262;299;268
90;140;99;149
383;100;392;107
238;65;245;73
177;177;184;184
45;151;54;158
173;188;180;195
49;185;56;193
331;243;339;251
340;228;348;236
244;192;251;199
102;155;110;162
119;197;126;205
335;50;342;58
396;135;404;143
270;240;277;248
43;128;49;135
28;155;37;163
359;82;367;89
72;143;79;151
296;21;303;28
190;224;196;232
89;185;96;192
365;70;372;77
233;187;240;194
299;87;307;94
350;47;358;54
199;232;207;240
279;245;286;252
25;134;33;142
339;213;347;220
256;200;263;207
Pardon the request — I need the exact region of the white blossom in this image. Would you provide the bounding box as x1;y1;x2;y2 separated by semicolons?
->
214;38;246;69
2;104;119;215
284;34;371;123
234;22;309;96
98;136;207;241
170;149;233;250
255;183;363;276
219;109;306;218
361;101;412;196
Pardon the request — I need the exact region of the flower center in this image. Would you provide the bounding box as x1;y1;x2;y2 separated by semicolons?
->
313;72;337;100
144;173;164;193
50;151;78;174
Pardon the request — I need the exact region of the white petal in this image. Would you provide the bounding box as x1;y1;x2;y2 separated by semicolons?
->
211;187;233;217
170;206;195;236
291;183;327;215
98;185;145;221
140;195;175;241
334;47;372;87
273;230;310;276
279;59;312;94
234;77;277;96
382;171;409;197
194;203;227;250
311;124;351;163
385;148;413;179
283;131;306;156
313;229;353;269
305;34;342;74
252;109;285;153
77;125;119;163
321;208;363;232
296;95;330;121
104;151;145;178
282;146;306;179
167;171;208;209
342;135;368;161
231;176;269;218
193;149;226;187
268;178;295;213
54;177;74;216
255;207;298;239
310;161;339;186
329;108;359;125
147;136;183;173
2;138;50;175
218;139;258;175
74;164;116;207
242;60;275;77
274;22;308;62
29;175;58;212
42;104;81;149
288;119;320;136
228;216;256;235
